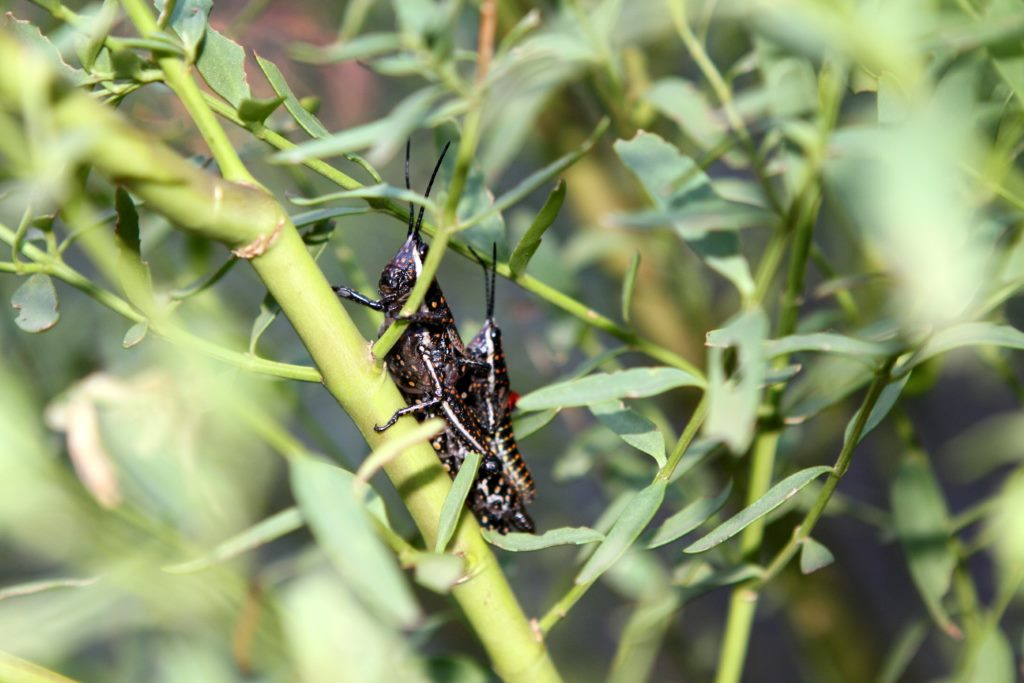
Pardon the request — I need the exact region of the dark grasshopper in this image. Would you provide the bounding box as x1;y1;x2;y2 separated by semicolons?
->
431;246;535;533
334;142;535;532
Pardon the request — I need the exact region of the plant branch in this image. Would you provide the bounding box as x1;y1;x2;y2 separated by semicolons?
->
0;34;562;683
119;0;256;184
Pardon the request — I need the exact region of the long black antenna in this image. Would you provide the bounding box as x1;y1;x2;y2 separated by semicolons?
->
405;139;415;235
488;242;497;319
414;140;452;236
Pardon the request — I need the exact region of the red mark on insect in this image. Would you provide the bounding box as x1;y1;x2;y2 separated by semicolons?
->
508;391;520;411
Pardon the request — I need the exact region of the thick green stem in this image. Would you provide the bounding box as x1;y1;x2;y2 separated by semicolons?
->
0;34;561;683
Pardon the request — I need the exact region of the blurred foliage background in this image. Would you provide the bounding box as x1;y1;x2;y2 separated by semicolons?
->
4;0;1024;681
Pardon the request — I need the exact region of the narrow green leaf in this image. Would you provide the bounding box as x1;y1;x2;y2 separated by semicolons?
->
763;333;894;358
964;627;1015;683
114;188;140;255
643;77;726;151
842;373;909;448
0;576;98;601
195;29;251;107
614;131;757;296
270;87;442;164
517;367;703;411
589;399;665;468
512;408;557;439
291;33;402;64
11;274;59;333
576;480;667;584
647;481;732;549
891;452;959;637
877;620;928;683
255;53;330;138
685;466;832;553
462;118;607;232
434;451;480;553
291;207;371;227
508;179;566;278
158;0;211;62
944;412;1024;482
799;537;835;574
3;15;87;85
704;309;768;454
355;419;445;489
0;650;79;683
248;292;281;354
237;95;286;125
425;656;491;683
482;526;604;551
621;251;640;325
898;322;1024;375
290;458;420;628
781;355;873;423
164;507;304;574
122;321;148;348
291;184;438;212
674;563;763;601
410;552;465;594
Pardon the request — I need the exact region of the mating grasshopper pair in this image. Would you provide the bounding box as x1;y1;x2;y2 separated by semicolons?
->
333;142;535;534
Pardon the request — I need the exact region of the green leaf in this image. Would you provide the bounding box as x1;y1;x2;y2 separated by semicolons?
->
842;373;909;448
704;309;768;454
621;251;640;325
799;537;835;575
271;87;442;165
461;118;607;232
685;466;833;553
410;552;465;594
898;323;1024;375
291;33;402;64
164;507;304;573
644;77;726;152
237;95;286;125
256;53;330;138
576;480;667;584
674;562;763;601
248;292;281;354
964;627;1016;683
11;274;59;333
434;451;480;553
763;333;894;358
425;656;491;683
944;413;1024;482
158;0;211;62
891;452;959;638
196;28;251;108
291;207;371;227
509;179;566;278
781;355;873;423
876;620;928;683
517;367;704;411
114;188;140;255
613;131;758;297
0;650;80;683
512;408;557;439
4;15;87;85
122;321;148;348
482;526;604;551
290;458;420;628
292;183;438;213
589;400;665;468
647;481;732;549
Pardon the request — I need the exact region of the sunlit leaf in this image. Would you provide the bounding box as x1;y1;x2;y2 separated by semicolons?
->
576;480;667;584
614;131;759;296
237;95;285;125
157;0;210;62
122;321;148;349
763;333;894;358
898;323;1024;375
291;33;402;64
291;458;420;629
196;28;251;108
517;367;703;411
256;53;330;138
411;552;465;594
483;526;604;551
964;627;1015;683
11;274;59;333
685;467;832;553
704;309;768;453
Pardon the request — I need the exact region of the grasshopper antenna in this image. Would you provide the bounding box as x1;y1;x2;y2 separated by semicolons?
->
414;140;452;236
405;139;415;235
488;242;497;320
